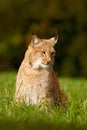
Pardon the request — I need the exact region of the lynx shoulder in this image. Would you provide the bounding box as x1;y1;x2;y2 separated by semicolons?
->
14;34;67;107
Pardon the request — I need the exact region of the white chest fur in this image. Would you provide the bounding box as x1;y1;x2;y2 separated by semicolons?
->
16;69;53;106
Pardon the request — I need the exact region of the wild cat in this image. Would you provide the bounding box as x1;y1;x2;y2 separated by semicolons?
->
14;34;67;107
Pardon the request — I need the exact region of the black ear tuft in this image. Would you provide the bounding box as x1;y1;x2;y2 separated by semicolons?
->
31;32;35;35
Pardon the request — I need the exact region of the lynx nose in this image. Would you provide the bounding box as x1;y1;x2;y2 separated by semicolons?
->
43;57;51;65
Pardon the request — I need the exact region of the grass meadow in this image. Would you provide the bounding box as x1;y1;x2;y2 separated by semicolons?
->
0;71;87;130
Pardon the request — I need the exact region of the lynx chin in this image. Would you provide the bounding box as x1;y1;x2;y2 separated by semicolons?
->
14;34;67;107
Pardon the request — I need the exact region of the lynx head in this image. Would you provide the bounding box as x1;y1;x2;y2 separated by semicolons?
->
28;34;58;70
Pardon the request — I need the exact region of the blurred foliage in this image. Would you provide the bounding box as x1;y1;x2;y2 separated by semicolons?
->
0;0;87;77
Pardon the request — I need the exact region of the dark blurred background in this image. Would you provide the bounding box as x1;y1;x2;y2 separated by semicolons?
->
0;0;87;77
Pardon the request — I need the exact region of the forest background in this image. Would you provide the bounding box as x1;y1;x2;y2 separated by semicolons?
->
0;0;87;77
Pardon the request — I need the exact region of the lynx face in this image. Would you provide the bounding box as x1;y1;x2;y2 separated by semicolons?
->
29;35;58;70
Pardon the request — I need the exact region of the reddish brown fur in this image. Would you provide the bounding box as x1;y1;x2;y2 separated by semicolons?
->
14;35;67;107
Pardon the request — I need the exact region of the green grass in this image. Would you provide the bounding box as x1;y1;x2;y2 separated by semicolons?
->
0;71;87;130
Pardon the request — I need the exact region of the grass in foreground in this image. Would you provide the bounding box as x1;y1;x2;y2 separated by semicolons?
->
0;71;87;130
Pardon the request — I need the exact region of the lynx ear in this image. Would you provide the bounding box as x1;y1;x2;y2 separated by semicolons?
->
50;33;58;44
31;35;40;46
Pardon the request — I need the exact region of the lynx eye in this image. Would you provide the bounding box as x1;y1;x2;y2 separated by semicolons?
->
41;51;46;54
51;51;55;56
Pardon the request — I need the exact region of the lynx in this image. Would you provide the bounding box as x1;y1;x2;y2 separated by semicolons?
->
14;34;67;107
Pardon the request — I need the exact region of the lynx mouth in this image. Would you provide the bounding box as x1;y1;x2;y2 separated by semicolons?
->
41;61;51;65
40;62;51;69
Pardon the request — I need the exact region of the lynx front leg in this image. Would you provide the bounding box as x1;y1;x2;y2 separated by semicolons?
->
14;81;27;105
